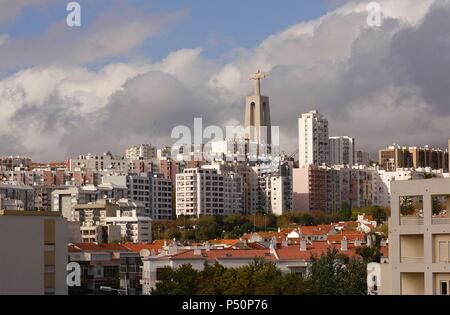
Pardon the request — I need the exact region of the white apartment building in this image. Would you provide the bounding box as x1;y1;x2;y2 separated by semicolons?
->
209;138;248;162
298;110;329;167
105;199;152;243
125;144;157;160
176;167;243;217
103;173;172;220
375;178;450;295
270;176;290;215
51;187;79;221
0;182;35;210
78;182;128;204
250;162;293;215
73;198;152;243
73;199;118;243
68;152;128;172
329;136;355;166
0;210;68;295
104;174;151;215
150;174;173;220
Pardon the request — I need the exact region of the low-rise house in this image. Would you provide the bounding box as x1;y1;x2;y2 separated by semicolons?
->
68;243;141;295
105;199;152;243
140;236;383;295
356;214;377;233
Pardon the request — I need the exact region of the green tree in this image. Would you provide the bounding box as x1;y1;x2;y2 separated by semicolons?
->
151;264;200;295
305;248;367;295
338;203;352;221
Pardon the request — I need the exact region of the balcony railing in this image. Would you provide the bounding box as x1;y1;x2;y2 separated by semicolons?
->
400;217;424;225
401;257;424;263
432;217;450;225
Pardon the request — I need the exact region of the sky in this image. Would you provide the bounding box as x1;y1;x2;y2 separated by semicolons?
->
0;0;450;161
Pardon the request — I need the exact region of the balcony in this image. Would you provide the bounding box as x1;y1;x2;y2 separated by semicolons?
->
399;195;424;226
432;217;450;225
401;257;424;264
400;235;424;264
400;217;424;225
432;195;450;225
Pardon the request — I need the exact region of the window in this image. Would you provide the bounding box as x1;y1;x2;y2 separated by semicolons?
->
440;281;448;295
439;241;449;262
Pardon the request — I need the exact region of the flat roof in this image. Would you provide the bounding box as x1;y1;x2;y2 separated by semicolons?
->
0;210;62;217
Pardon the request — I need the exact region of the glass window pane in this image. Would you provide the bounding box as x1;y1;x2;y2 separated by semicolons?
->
440;281;448;295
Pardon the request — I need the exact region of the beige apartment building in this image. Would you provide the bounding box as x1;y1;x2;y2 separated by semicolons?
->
378;178;450;295
175;167;243;217
0;210;68;295
379;144;449;172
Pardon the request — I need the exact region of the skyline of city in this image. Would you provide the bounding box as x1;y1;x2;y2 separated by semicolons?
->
2;0;450;298
1;0;450;161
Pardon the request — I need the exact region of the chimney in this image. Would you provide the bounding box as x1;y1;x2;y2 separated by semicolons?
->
341;236;348;252
269;237;277;254
168;239;178;255
300;239;307;251
380;239;387;247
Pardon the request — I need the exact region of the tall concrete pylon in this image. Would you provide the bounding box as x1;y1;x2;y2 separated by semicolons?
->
244;70;272;147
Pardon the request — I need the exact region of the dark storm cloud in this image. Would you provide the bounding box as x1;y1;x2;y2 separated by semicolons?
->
387;1;450;115
1;0;449;161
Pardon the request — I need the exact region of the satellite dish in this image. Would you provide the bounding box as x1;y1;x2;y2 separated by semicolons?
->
140;249;151;258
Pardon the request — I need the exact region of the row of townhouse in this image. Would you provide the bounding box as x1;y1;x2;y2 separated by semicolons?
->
139;235;387;295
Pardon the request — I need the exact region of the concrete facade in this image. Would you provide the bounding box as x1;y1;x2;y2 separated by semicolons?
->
298;110;329;167
0;210;68;295
386;178;450;295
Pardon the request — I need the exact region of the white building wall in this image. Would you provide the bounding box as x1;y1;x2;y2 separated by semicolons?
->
298;110;329;167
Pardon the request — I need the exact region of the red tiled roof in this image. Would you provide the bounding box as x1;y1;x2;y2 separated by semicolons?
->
170;248;276;261
153;239;174;246
69;243;131;252
122;243;163;254
68;244;82;252
247;242;268;249
30;162;67;168
276;242;359;261
208;239;240;245
300;224;332;235
280;227;298;234
327;232;365;243
241;232;285;243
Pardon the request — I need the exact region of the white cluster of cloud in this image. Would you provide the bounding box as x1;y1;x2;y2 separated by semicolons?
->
0;0;449;161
